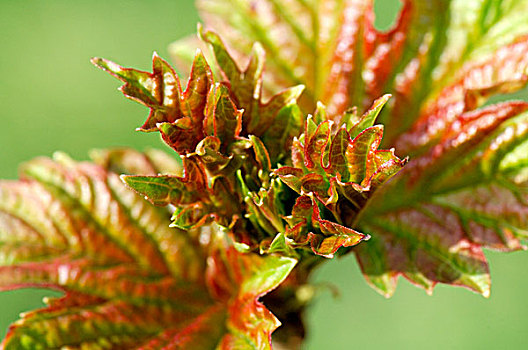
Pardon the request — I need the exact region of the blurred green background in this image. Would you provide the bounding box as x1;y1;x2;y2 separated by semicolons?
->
1;1;527;349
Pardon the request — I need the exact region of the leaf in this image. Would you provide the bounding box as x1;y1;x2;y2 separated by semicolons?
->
281;195;363;258
355;102;528;297
199;28;305;162
93;51;214;154
395;34;528;154
0;154;297;349
96;30;305;166
277;98;405;214
80;0;528;332
173;0;406;116
272;98;402;257
121;152;246;231
122;157;208;207
95;48;308;251
204;83;243;152
91;53;184;132
209;240;297;349
89;148;184;176
356;206;490;298
9;1;528;348
187;0;528;144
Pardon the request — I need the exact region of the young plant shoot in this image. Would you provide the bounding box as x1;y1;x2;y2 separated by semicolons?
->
1;0;528;348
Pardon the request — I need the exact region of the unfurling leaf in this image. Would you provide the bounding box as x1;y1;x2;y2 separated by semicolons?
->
273;96;405;257
199;28;305;162
95;34;304;164
93;52;215;153
122;157;208;207
91;54;186;132
94;37;347;259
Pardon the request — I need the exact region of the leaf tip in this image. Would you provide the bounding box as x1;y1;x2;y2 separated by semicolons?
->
91;57;110;70
196;21;203;33
156;122;171;134
291;84;306;99
90;56;102;66
252;41;265;57
52;151;74;166
91;57;119;76
380;93;392;101
90;57;125;78
194;48;204;59
119;174;131;186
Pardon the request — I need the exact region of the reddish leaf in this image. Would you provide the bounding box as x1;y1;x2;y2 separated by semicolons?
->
276;98;404;256
396;36;528;155
24;2;528;347
0;154;297;349
199;28;305;162
91;54;183;132
356;102;528;296
186;0;528;298
204;83;243;151
93;51;214;154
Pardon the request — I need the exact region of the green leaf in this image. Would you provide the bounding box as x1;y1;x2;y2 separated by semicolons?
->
349;94;391;139
121;155;207;207
212;243;297;349
122;175;202;206
120;154;230;231
262;233;298;257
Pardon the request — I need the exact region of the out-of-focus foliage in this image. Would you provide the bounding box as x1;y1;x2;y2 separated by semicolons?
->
0;151;295;349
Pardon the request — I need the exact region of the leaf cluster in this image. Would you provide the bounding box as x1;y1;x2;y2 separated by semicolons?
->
2;0;528;348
